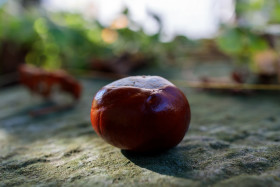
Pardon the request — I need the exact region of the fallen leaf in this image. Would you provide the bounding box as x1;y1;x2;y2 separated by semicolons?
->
19;64;82;100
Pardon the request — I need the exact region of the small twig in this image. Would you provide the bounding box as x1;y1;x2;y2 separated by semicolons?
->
68;69;280;91
172;80;280;91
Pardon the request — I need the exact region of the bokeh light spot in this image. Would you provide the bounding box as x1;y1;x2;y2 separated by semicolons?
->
101;28;118;44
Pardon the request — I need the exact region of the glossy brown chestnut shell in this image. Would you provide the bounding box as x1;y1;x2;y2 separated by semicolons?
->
90;76;191;152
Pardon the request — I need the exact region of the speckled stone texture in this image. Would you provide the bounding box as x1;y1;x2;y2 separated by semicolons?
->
1;68;280;186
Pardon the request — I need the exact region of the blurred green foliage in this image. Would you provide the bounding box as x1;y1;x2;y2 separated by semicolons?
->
0;3;170;71
236;0;280;26
1;0;279;75
216;0;280;71
216;27;268;64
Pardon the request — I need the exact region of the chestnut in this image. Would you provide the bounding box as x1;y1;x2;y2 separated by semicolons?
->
90;76;191;152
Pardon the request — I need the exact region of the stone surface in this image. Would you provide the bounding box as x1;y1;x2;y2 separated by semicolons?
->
1;64;280;186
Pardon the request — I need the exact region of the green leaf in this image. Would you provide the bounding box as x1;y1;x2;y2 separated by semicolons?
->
217;29;244;55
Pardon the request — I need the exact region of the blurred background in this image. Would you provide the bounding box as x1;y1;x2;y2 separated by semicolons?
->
2;1;280;185
0;0;280;89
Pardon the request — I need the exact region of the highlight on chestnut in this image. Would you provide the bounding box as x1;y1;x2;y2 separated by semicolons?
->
90;76;191;152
